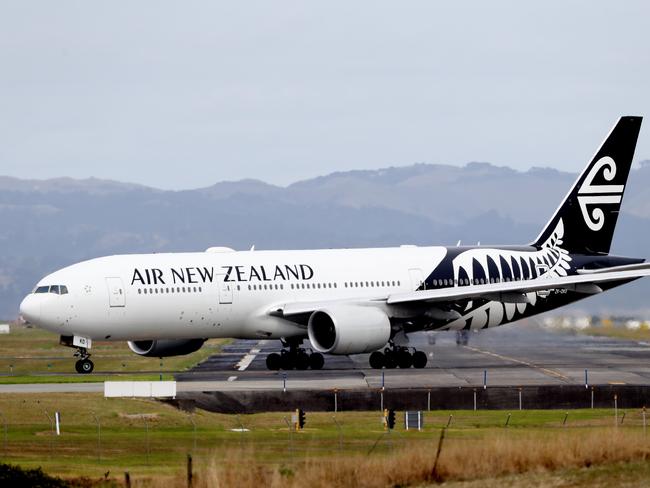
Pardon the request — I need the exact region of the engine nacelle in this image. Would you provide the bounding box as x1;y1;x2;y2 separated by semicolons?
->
307;306;391;355
127;339;206;357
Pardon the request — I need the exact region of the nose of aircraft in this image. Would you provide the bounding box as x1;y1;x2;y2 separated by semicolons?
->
19;294;41;324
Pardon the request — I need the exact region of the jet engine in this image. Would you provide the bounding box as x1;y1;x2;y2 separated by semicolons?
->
307;306;391;355
127;339;206;357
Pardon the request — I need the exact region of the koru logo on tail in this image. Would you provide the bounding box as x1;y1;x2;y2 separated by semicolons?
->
577;156;624;231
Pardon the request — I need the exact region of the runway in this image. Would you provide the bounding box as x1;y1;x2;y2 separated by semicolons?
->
4;321;650;412
174;320;650;390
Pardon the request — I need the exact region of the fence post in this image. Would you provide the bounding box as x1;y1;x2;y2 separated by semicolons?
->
44;411;54;459
591;387;594;409
189;414;197;453
427;390;431;412
518;388;522;411
283;417;293;461
334;389;338;413
614;394;618;427
91;413;101;463
642;405;646;437
0;412;6;456
473;389;477;411
430;427;447;482
332;416;343;452
144;416;150;465
187;454;193;488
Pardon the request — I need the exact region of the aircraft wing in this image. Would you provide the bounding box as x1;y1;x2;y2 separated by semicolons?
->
386;263;650;305
273;263;650;319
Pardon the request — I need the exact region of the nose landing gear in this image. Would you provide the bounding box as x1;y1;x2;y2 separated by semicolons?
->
60;335;95;374
74;348;94;374
369;346;427;369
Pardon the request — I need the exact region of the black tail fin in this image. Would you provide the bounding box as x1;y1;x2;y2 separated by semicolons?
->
532;116;642;255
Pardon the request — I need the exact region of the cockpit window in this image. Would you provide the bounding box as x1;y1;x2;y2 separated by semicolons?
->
33;285;69;295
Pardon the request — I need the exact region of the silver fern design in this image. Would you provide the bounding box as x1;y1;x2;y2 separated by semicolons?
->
441;219;572;331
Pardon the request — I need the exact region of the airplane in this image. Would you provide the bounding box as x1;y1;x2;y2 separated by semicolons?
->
19;116;649;374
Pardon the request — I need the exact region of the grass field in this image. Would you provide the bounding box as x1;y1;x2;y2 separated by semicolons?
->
0;324;227;383
0;393;650;486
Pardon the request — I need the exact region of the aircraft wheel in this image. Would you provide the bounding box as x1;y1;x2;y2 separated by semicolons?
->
78;359;94;374
412;350;428;369
309;352;324;370
295;351;310;370
397;350;413;369
74;360;82;374
369;351;384;369
383;350;397;369
280;351;296;370
266;353;281;370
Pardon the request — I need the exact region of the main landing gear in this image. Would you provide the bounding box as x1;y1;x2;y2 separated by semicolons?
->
74;348;94;374
266;347;324;371
369;345;427;369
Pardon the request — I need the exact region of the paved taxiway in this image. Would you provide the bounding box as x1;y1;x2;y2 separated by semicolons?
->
3;320;650;394
175;320;650;388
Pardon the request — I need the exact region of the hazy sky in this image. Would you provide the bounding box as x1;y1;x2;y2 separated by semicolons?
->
1;2;649;189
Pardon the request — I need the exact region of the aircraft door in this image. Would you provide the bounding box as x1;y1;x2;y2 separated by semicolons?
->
409;268;425;290
218;276;233;304
106;277;126;307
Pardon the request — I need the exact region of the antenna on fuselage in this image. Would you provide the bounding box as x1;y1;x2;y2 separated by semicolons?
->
456;240;461;247
250;245;255;251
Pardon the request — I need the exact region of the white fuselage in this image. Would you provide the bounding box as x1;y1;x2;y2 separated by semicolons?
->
20;246;447;341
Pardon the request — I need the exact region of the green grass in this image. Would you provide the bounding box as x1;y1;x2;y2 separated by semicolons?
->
0;324;227;382
0;392;645;480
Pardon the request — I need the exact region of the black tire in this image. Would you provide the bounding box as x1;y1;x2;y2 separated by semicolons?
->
280;351;296;370
79;359;94;374
309;352;324;370
397;350;413;369
74;360;82;374
295;351;310;370
266;352;281;370
412;350;428;369
383;350;397;369
369;351;384;369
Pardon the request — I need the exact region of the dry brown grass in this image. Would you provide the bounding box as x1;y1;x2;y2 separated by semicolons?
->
167;428;649;488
